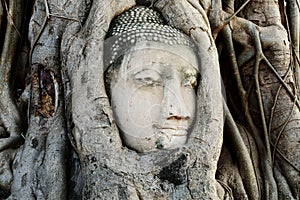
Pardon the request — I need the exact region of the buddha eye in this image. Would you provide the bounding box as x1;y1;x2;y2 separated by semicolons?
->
183;75;197;89
133;69;163;87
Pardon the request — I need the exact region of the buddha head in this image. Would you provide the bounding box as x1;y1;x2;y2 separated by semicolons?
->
104;6;199;153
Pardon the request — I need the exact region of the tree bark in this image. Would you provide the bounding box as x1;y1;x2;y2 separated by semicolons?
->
0;0;298;199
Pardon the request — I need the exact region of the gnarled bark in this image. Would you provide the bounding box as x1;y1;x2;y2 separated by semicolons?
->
0;0;298;199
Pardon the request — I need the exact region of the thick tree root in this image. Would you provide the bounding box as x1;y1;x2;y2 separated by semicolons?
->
224;1;299;198
0;135;23;152
0;0;24;151
223;100;259;200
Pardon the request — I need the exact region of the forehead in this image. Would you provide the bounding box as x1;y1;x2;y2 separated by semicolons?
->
123;42;199;72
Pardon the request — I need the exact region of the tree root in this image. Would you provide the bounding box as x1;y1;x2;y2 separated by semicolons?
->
271;141;300;173
224;99;259;200
219;13;282;199
285;0;300;93
0;135;23;152
221;24;276;199
0;0;24;151
265;59;299;177
216;179;234;199
28;0;81;120
268;68;291;139
211;0;250;39
272;98;296;166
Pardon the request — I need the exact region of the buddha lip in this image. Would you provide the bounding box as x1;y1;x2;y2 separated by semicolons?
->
153;124;187;130
158;129;187;136
161;127;187;130
153;124;188;136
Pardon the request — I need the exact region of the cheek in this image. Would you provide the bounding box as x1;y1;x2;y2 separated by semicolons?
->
128;87;163;126
111;82;164;132
110;85;131;129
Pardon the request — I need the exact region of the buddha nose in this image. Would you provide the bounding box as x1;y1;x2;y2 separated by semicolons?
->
162;81;191;121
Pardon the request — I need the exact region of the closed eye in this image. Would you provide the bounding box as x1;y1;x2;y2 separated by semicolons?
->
133;69;163;86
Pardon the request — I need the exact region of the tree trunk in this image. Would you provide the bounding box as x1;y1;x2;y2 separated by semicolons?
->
0;0;298;199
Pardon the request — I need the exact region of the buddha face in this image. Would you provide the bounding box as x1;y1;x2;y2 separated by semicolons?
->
107;42;199;152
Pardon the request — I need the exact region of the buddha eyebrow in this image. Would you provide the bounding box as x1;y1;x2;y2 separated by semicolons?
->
132;68;162;75
128;67;162;78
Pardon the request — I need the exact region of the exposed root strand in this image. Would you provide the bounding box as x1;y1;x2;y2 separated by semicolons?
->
272;97;296;166
0;0;24;147
224;99;259;200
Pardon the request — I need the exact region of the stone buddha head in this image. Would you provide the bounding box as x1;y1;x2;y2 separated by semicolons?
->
104;6;199;153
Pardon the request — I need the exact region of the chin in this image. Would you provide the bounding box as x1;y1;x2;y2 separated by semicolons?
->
163;135;187;149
